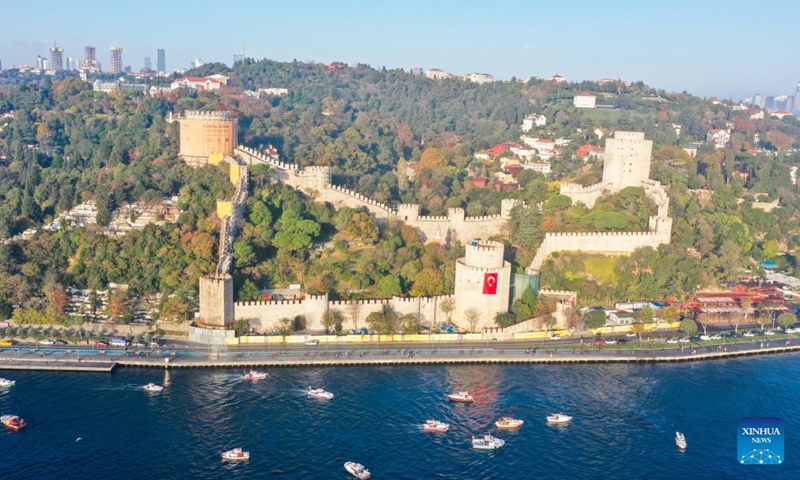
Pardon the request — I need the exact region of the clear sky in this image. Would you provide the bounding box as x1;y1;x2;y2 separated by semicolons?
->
1;0;797;100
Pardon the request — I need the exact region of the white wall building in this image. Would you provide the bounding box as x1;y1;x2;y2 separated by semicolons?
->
522;113;547;132
573;93;597;109
464;73;494;84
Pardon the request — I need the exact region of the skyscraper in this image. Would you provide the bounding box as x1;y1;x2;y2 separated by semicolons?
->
36;55;44;70
144;56;152;70
109;46;123;74
157;48;165;73
83;45;98;71
795;83;800;113
49;46;64;71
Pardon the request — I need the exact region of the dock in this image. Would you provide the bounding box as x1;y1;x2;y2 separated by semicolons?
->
0;359;116;372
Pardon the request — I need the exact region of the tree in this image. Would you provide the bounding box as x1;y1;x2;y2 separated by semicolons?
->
233;318;251;336
233;241;257;268
88;290;103;318
399;313;422;334
777;312;796;331
419;147;447;170
659;305;680;323
633;306;655;324
347;301;362;330
44;280;68;323
737;298;753;333
107;291;131;321
322;309;344;334
761;240;780;260
439;297;455;325
631;322;646;340
366;304;398;334
277;317;294;338
679;318;698;337
377;275;402;298
465;308;480;332
494;312;516;328
583;310;607;329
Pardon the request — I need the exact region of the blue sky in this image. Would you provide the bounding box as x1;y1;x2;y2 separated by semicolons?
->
1;0;798;100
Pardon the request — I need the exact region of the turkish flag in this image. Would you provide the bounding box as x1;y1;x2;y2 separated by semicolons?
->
482;272;498;295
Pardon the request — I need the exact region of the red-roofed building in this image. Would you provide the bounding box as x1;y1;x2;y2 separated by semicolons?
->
493;179;520;192
170;76;225;91
466;177;490;190
574;145;605;160
505;164;524;178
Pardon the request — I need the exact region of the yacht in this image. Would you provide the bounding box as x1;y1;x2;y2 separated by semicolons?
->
675;431;687;451
221;447;250;461
422;419;450;433
1;414;26;431
307;387;334;400
0;378;15;388
495;417;524;429
244;370;268;381
143;383;164;392
447;391;474;403
344;461;371;479
546;413;573;424
472;434;505;450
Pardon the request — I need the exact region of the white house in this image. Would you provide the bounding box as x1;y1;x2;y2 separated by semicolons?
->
749;110;765;120
170;76;224;91
510;145;536;159
522;113;547;132
464;73;494;84
706;129;731;149
573;93;597;109
523;161;552;175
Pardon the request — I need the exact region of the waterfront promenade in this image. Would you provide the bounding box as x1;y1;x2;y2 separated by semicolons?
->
1;338;799;371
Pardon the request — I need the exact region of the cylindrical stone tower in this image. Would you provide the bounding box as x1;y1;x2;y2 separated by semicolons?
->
453;240;512;331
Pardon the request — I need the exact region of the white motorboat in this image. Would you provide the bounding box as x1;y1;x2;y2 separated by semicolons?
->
447;391;474;403
244;370;268;381
675;431;687;450
221;447;250;461
0;378;15;388
472;434;505;450
344;461;371;479
307;387;334;400
495;417;524;429
143;383;164;392
422;419;450;433
546;413;573;424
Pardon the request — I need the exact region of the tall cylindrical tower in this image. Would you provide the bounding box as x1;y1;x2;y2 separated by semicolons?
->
453;240;512;331
178;110;238;167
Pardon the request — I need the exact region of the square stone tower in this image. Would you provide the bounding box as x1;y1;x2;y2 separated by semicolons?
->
601;131;653;188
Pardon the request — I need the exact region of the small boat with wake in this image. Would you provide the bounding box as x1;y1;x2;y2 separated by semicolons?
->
447;391;474;403
1;414;26;431
221;447;250;461
0;378;15;388
546;413;572;424
422;419;450;433
143;383;164;392
307;386;334;400
244;370;268;381
675;431;687;451
344;461;371;479
472;434;505;450
495;417;524;429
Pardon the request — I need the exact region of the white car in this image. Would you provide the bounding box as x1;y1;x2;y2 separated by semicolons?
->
678;337;690;343
699;335;710;341
40;339;56;345
666;338;679;344
709;335;722;340
743;332;756;337
786;327;798;333
626;332;637;337
550;334;561;340
764;330;776;336
305;340;320;346
605;339;616;345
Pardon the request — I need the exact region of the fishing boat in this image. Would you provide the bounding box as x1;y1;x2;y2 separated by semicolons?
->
422;419;450;432
307;387;334;400
472;434;505;450
143;383;164;392
0;378;15;388
244;370;268;381
221;447;250;461
675;431;687;451
546;413;573;424
344;461;371;479
1;414;26;431
495;417;524;429
446;391;474;403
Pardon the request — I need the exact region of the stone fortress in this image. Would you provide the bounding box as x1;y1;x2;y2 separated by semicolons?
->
178;110;238;167
528;131;673;271
180;112;666;342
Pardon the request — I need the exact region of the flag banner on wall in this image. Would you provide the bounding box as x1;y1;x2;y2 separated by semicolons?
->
483;272;498;295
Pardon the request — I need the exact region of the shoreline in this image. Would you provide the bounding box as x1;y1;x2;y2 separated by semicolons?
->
1;343;799;371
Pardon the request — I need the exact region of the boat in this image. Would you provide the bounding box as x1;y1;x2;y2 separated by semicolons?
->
495;417;524;429
675;431;687;450
244;370;268;381
447;391;474;403
546;413;573;424
1;415;26;431
472;434;505;450
221;447;250;461
143;383;164;392
307;386;334;400
0;378;15;388
344;461;371;479
422;419;450;432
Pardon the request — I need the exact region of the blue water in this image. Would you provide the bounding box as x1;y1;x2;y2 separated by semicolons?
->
2;354;799;479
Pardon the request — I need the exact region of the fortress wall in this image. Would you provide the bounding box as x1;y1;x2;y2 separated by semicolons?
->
317;185;397;221
559;182;612;208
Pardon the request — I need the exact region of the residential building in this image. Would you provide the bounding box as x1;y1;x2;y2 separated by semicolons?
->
109;46;123;74
606;310;635;325
523;161;552;175
548;74;566;83
49;46;64;71
573;93;597;109
170;76;227;91
464;72;494;84
706;129;730;149
575;145;605;160
682;146;698;158
749;109;764;120
157;48;166;73
672;123;682;137
521;113;546;132
771;110;793;120
425;68;457;80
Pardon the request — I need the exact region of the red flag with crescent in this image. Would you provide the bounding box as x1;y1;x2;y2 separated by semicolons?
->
483;272;498;295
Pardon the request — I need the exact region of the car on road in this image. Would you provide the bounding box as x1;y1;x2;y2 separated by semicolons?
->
666;338;679;344
678;337;690;343
54;340;67;346
617;338;628;344
595;339;607;346
626;332;637;337
743;331;756;337
709;334;722;340
95;341;108;347
764;330;776;336
40;339;56;345
550;334;561;340
305;339;320;346
132;342;146;348
699;335;710;341
605;339;617;345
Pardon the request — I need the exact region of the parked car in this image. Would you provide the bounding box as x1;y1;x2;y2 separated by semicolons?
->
550;334;561;340
54;340;67;346
666;338;679;344
626;332;637;337
40;339;56;345
95;341;108;347
305;339;320;346
605;339;617;345
617;338;629;344
743;331;756;337
132;342;146;348
699;335;710;341
678;337;690;343
764;330;776;336
709;334;722;340
595;339;607;346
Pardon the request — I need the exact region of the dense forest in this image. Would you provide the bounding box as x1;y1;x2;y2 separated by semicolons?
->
2;59;800;323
